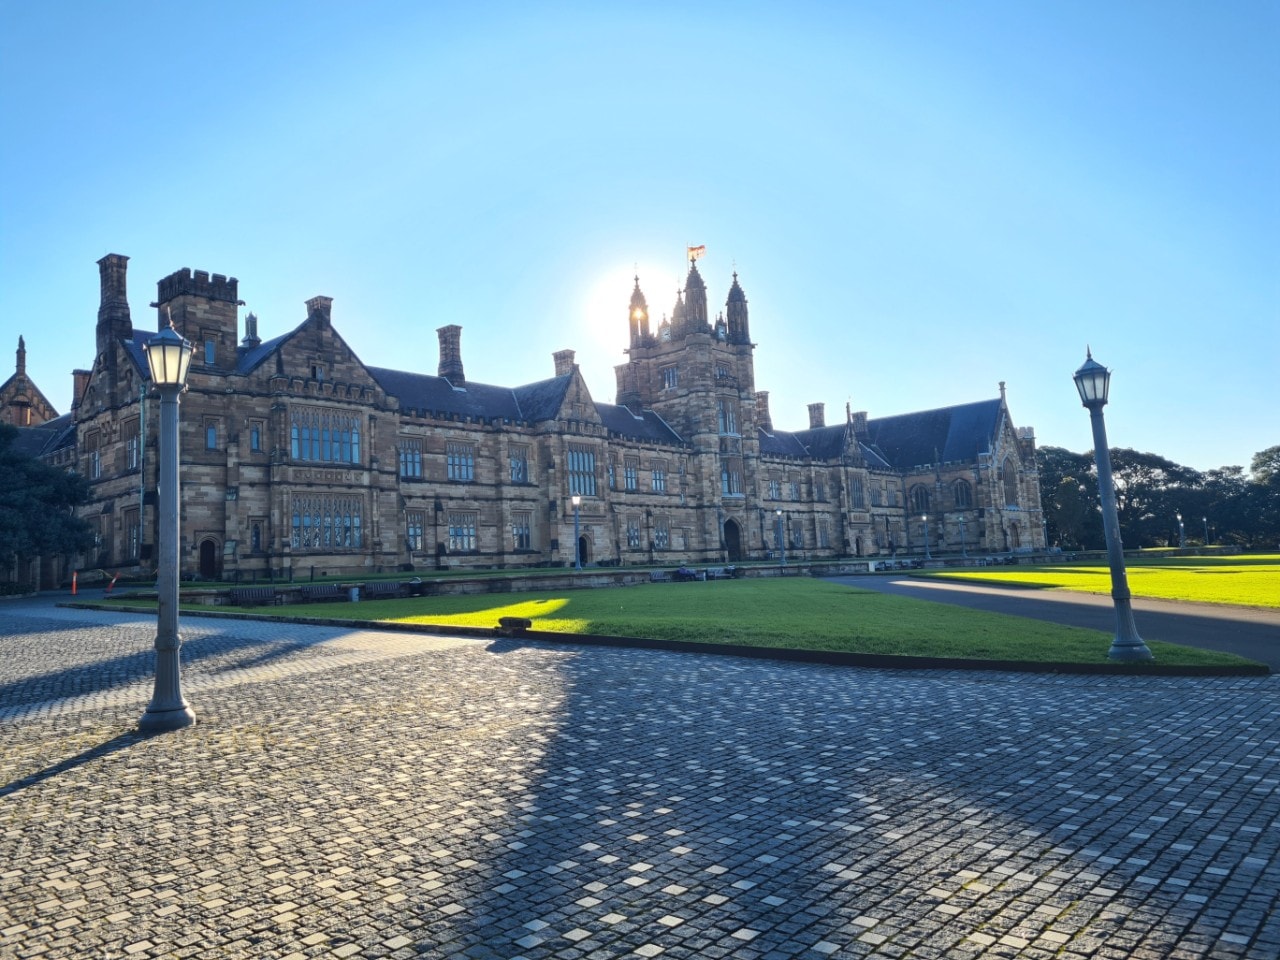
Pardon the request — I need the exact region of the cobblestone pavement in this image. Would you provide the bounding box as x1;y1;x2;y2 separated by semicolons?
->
2;599;1278;959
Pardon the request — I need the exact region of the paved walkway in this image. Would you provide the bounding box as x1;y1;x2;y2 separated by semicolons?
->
826;576;1280;670
2;597;1279;959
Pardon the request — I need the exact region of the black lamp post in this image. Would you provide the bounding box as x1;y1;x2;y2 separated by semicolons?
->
1203;516;1209;545
776;509;786;567
1073;349;1152;661
139;323;197;731
958;514;967;558
921;514;931;559
1176;512;1185;549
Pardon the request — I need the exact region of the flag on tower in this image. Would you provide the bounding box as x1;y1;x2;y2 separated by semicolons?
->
687;244;706;262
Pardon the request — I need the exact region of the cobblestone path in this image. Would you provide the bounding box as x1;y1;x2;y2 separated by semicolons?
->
1;600;1277;959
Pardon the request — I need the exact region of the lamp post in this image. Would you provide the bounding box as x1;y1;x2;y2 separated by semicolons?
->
139;323;197;731
571;494;582;570
921;514;931;559
1203;516;1209;546
776;509;786;566
1176;512;1185;549
958;515;967;558
1073;349;1152;661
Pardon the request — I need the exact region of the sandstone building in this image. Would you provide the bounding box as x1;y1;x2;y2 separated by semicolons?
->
10;253;1045;584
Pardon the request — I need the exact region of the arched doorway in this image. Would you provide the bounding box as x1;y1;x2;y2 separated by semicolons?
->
577;535;590;567
723;519;742;562
199;538;220;580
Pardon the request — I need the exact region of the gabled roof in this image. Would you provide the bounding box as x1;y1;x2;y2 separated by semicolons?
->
13;412;75;458
237;329;296;375
862;398;1003;470
790;424;852;460
596;403;683;444
511;375;573;422
120;331;157;380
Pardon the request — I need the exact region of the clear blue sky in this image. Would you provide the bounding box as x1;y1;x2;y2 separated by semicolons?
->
2;1;1276;473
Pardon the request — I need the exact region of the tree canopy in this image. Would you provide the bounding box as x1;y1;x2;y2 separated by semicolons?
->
0;425;95;578
1037;440;1280;549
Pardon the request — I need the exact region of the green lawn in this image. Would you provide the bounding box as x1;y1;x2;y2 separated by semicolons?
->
924;554;1280;609
217;578;1254;668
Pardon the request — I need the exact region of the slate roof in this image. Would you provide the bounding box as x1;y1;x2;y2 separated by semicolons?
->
596;403;683;444
758;429;810;458
863;398;1003;470
237;330;295;375
12;412;75;458
756;398;1003;471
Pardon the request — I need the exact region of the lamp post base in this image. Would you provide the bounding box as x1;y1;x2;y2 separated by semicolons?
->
138;704;197;733
1107;639;1153;662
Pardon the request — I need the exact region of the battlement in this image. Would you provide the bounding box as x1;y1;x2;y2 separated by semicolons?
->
155;268;241;305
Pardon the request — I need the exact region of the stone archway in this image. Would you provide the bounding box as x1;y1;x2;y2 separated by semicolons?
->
723;519;743;562
199;538;220;580
577;535;591;568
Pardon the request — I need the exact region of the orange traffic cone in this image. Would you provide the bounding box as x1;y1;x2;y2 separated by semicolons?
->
72;571;78;595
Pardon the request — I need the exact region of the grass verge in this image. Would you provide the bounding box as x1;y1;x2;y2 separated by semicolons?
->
184;578;1254;668
923;554;1280;609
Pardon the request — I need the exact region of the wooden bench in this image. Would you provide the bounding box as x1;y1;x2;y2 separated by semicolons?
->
229;586;281;607
648;570;671;583
298;583;346;602
361;581;405;600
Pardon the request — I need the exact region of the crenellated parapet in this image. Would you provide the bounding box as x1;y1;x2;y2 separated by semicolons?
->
155;268;242;306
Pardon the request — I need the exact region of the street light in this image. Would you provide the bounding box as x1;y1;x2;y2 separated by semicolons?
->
922;514;931;559
958;514;967;558
571;494;582;570
1203;516;1209;546
1176;512;1185;549
776;509;786;567
139;323;197;731
1074;349;1152;661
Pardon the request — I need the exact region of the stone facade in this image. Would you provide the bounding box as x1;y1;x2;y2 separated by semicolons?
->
0;337;58;428
17;253;1045;582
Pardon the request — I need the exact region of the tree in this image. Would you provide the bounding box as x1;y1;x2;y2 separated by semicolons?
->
1036;446;1099;547
0;424;95;583
1246;446;1280;547
1250;446;1280;484
1106;448;1203;548
1048;475;1096;548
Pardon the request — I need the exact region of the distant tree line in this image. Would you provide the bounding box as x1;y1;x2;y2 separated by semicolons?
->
1039;444;1280;551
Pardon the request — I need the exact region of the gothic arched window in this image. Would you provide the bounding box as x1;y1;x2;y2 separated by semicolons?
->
909;485;931;514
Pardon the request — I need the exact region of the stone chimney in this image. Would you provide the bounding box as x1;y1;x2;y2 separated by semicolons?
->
72;369;91;409
808;402;825;429
437;325;464;382
553;349;576;377
756;391;772;433
851;410;869;437
242;312;261;347
96;253;133;357
306;296;333;330
615;362;640;409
